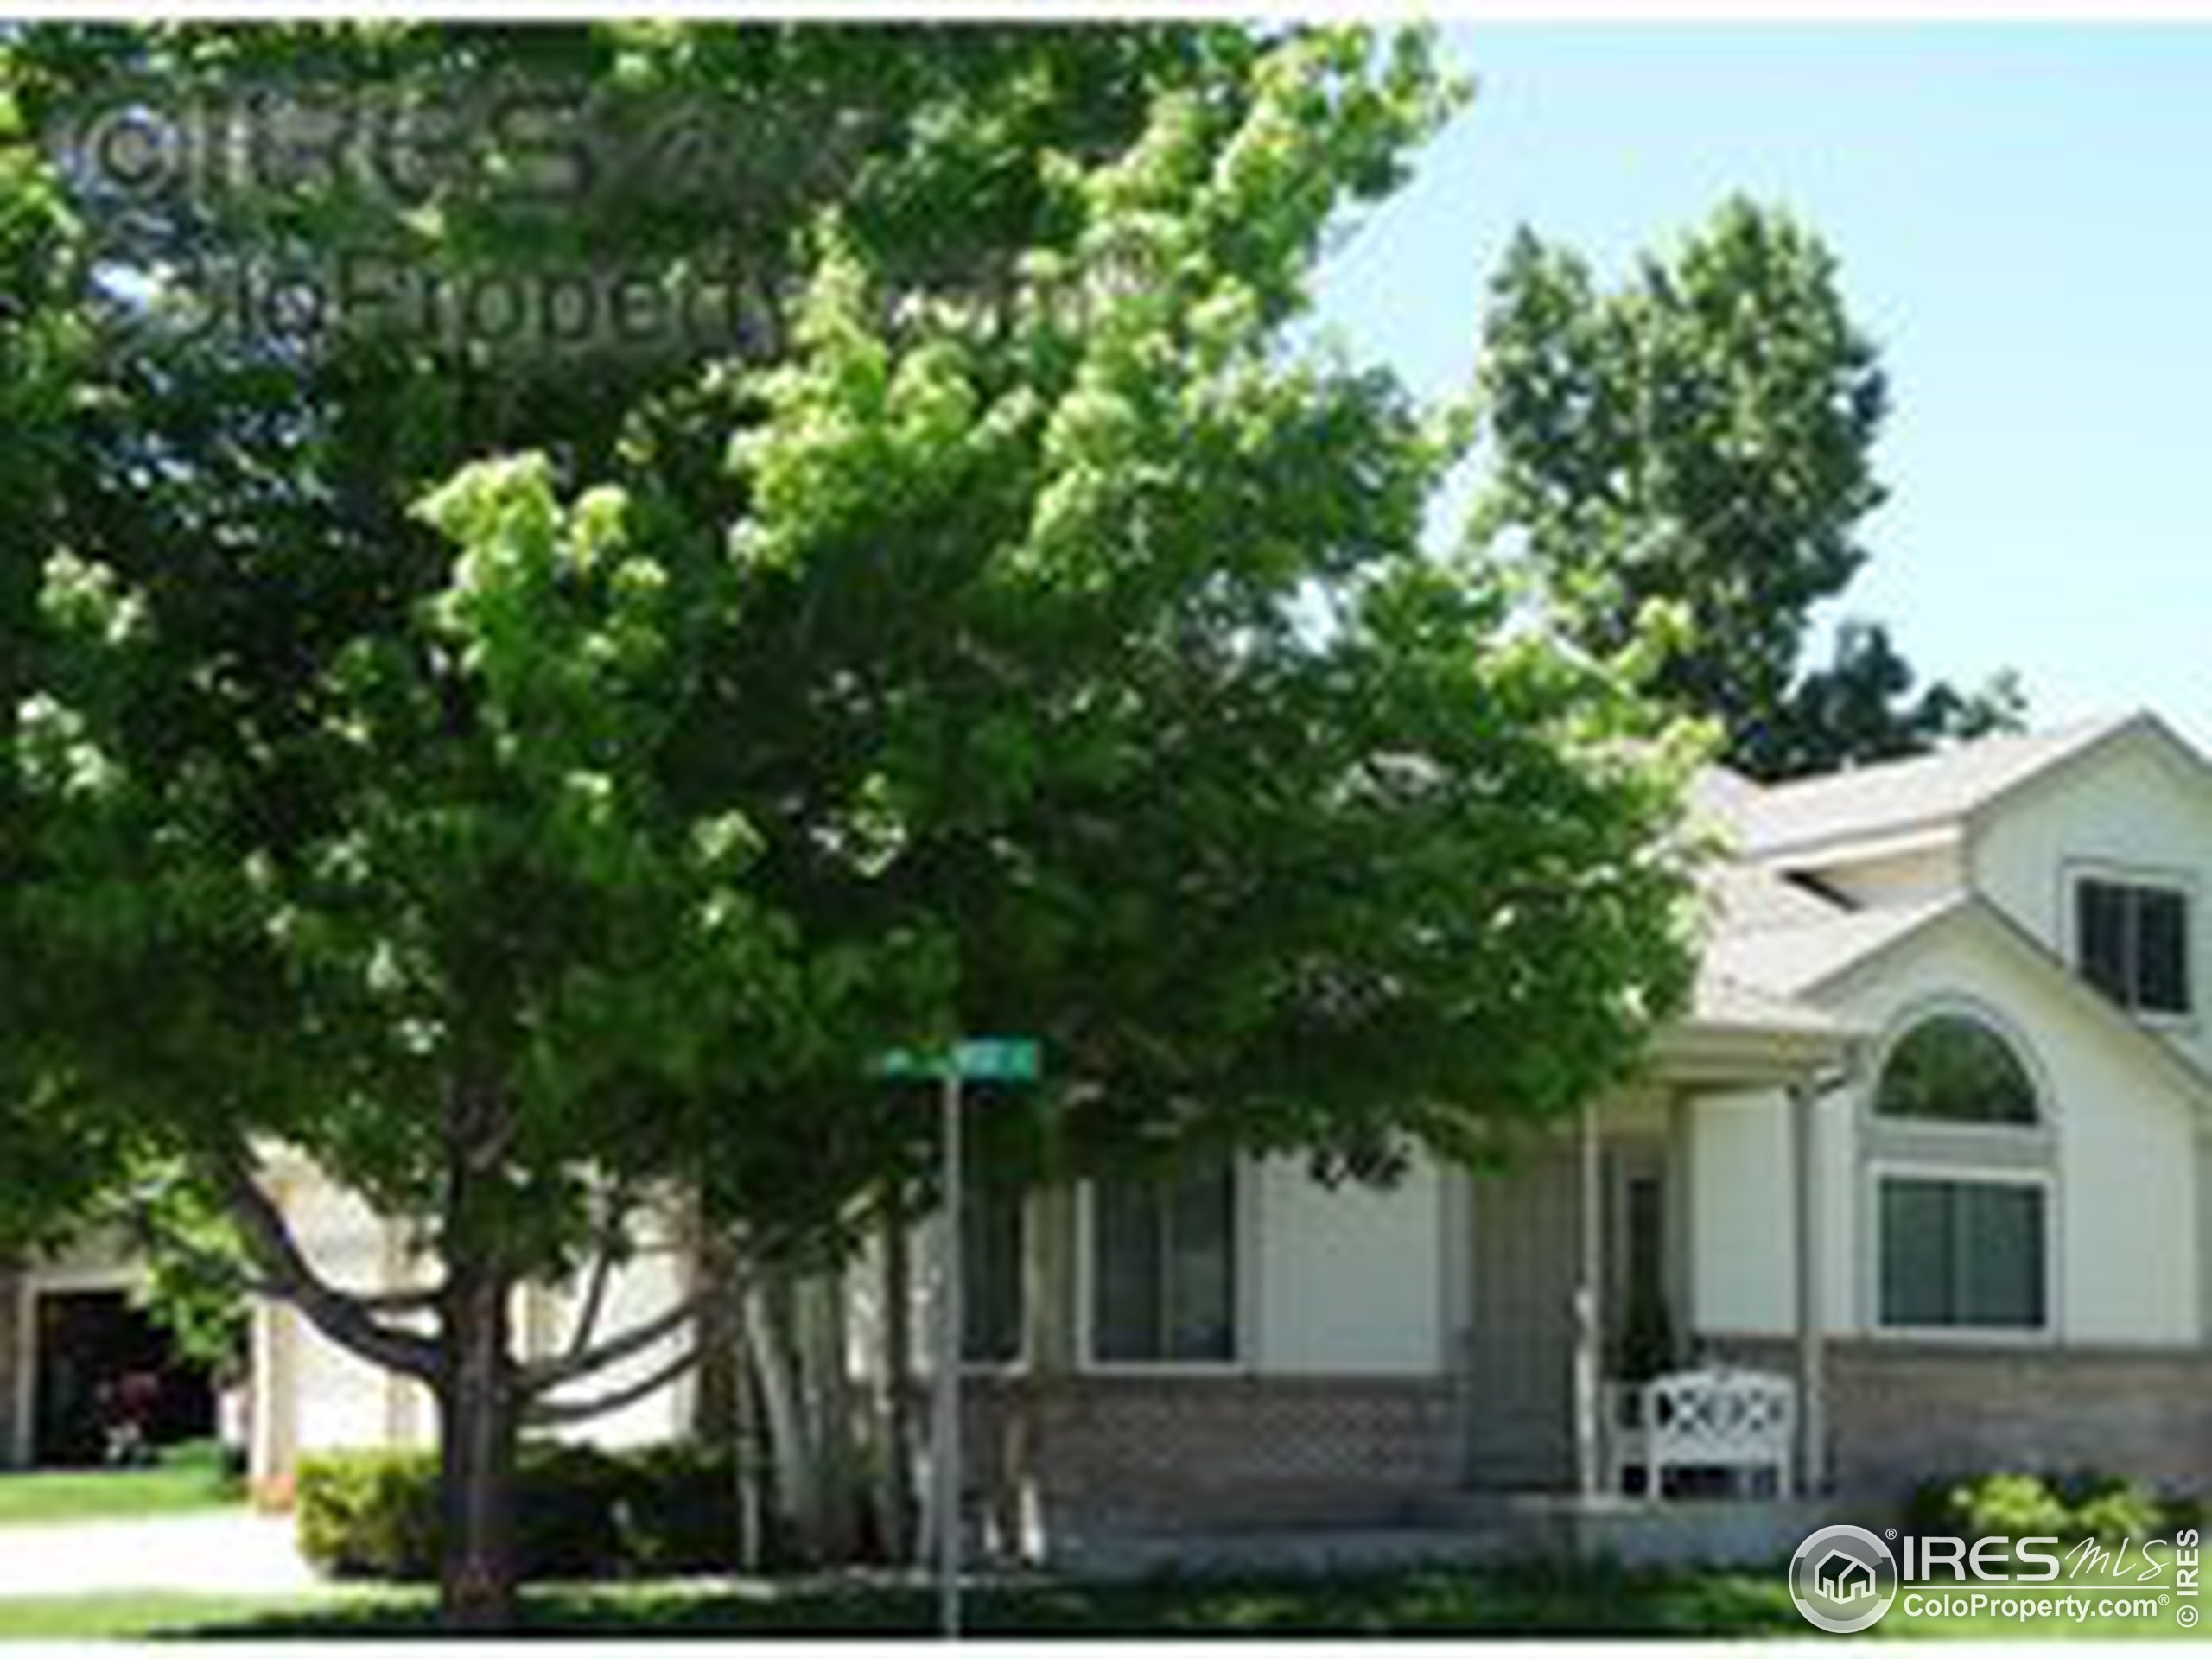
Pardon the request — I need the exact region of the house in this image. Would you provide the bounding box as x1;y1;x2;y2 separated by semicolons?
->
1815;1548;1875;1601
4;711;2209;1564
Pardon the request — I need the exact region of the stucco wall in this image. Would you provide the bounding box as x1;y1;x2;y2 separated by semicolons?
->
1971;733;2212;1079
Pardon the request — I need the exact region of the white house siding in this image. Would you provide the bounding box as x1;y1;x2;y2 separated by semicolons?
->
1250;1154;1441;1376
1821;918;2202;1347
1970;733;2212;1079
276;1174;410;1457
1688;916;2204;1351
2201;1137;2212;1343
1684;1088;1853;1338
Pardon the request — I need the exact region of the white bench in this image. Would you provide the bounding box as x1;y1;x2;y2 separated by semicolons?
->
1604;1366;1796;1500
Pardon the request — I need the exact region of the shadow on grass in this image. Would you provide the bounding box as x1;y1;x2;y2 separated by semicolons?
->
172;1560;1802;1640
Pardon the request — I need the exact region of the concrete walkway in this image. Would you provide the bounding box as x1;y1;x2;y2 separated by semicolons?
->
0;1510;328;1599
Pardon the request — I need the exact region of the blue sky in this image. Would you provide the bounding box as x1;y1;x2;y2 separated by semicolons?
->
1312;24;2212;750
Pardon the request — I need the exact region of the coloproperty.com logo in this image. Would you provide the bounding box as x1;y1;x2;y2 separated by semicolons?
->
1789;1521;2202;1633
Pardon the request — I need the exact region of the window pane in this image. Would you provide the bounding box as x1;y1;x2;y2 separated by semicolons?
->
1875;1015;2037;1125
2136;887;2192;1015
1880;1179;1955;1326
962;1184;1025;1365
1166;1158;1236;1363
1092;1175;1161;1362
1958;1184;2046;1329
2077;880;2133;1007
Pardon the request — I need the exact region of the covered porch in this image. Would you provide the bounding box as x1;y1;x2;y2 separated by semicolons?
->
1456;972;1861;1511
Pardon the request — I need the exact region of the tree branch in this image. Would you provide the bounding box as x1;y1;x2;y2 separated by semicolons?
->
522;1342;708;1429
211;1148;441;1382
561;1182;638;1364
564;1243;619;1364
517;1290;709;1398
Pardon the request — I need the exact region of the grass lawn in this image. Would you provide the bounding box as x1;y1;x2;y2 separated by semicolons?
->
0;1561;2196;1640
0;1440;241;1529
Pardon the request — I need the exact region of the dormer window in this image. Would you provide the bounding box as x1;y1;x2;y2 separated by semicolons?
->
2074;875;2192;1017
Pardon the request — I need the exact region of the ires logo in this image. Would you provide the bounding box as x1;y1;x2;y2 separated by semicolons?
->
1899;1528;2197;1587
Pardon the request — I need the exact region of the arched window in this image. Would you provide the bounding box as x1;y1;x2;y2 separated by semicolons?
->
1873;1013;2039;1128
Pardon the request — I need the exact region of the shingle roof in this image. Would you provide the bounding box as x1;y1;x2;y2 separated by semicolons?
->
1686;967;1856;1039
1729;715;2136;857
1707;898;1959;999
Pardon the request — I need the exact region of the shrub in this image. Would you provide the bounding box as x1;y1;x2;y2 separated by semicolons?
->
296;1440;759;1582
1955;1472;2072;1541
1909;1470;2190;1547
2064;1475;2167;1546
613;1441;752;1575
296;1448;441;1580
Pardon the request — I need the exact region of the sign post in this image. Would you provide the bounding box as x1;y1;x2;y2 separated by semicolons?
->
873;1037;1041;1642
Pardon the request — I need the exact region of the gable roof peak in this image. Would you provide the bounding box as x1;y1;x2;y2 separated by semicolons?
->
1731;710;2196;861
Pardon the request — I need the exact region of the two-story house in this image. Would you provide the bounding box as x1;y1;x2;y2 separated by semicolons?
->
905;711;2212;1560
8;713;2209;1567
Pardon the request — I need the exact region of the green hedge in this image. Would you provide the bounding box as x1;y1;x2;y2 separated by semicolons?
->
1908;1471;2203;1546
296;1440;753;1582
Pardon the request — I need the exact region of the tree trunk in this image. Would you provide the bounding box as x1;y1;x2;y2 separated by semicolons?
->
795;1270;859;1561
743;1277;822;1559
438;1267;520;1631
691;1229;764;1573
874;1208;915;1564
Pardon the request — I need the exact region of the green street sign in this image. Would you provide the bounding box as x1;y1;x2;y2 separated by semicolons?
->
874;1037;1042;1084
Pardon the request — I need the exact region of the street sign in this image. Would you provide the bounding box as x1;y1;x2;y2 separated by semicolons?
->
873;1036;1042;1084
868;1033;1042;1639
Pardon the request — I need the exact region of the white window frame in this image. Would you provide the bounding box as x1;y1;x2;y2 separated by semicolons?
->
1866;1161;2058;1344
1862;999;2056;1141
1075;1157;1250;1376
2063;861;2199;1028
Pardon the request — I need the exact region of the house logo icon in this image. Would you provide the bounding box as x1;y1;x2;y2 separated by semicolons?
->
1789;1524;1899;1633
1815;1549;1876;1601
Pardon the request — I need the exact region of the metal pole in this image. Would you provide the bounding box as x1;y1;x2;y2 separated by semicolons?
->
936;1069;963;1640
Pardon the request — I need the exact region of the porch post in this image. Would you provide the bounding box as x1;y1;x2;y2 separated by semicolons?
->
1789;1082;1827;1497
1574;1096;1604;1501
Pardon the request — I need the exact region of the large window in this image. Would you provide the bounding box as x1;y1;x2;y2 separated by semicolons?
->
962;1184;1026;1366
1090;1154;1237;1364
2076;876;2192;1017
1878;1176;2048;1330
1873;1014;2039;1127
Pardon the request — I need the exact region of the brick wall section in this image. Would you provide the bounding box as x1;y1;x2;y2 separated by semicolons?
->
960;1375;1461;1543
1710;1336;2212;1500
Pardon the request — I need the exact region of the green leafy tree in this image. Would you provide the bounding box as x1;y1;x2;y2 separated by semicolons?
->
1475;196;2023;779
6;23;1701;1626
1757;619;2026;779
